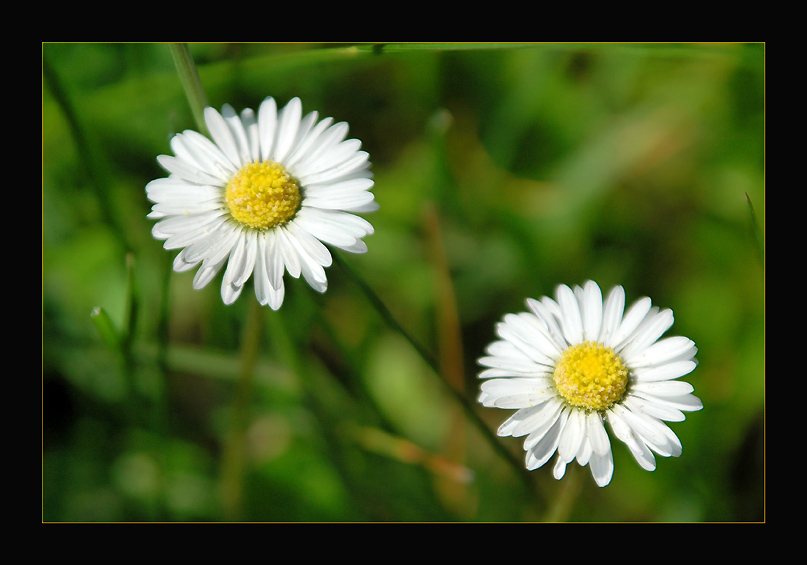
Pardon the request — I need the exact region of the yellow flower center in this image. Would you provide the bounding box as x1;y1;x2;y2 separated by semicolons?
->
553;341;628;411
225;160;301;229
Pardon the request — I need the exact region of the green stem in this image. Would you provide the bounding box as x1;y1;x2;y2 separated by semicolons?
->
268;300;373;518
542;463;583;522
166;42;258;519
169;43;209;134
220;298;264;521
332;253;544;505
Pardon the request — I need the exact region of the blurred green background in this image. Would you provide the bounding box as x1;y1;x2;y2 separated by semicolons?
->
42;42;764;522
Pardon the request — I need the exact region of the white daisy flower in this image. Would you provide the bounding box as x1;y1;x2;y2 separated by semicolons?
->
146;96;377;309
478;281;702;487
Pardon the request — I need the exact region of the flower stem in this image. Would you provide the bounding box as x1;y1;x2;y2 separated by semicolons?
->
542;464;583;522
332;253;544;506
169;43;209;134
220;298;263;521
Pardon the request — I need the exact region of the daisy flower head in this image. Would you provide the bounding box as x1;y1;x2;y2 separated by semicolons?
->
478;281;702;487
146;96;377;309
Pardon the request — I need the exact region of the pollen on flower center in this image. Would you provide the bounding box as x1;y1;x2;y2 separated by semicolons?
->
225;160;301;229
553;341;628;411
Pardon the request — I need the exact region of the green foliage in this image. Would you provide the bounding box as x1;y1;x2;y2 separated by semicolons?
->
43;42;764;522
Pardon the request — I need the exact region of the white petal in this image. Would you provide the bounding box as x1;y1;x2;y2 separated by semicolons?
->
180;221;240;265
157;154;222;185
221;231;252;291
635;392;703;413
612;403;666;446
525;297;568;352
576;435;593;466
525;408;567;471
589;449;614;487
286;220;333;267
274;227;301;279
599;285;626;346
625;392;686;422
150;199;222;217
252;233;286;309
627;436;657;471
628;336;698;368
153;210;226;242
484;339;527;359
480;378;556;409
628;415;681;458
264;280;285;310
612;297;652;350
309;138;362;175
259;229;284;290
240;107;260;162
497;397;550;437
219;234;249;305
236;230;258;286
146;178;222;205
606;405;644;455
331;235;367;253
478;355;541;374
294;122;350;176
607;408;656;471
496;406;535;437
660;423;683;457
170;134;216;180
479;367;549;379
221;279;243;305
193;256;227;289
303;177;374;197
303;190;376;212
540;295;562;320
616;403;677;457
172;248;198;272
496;318;556;366
221;103;252;165
631;380;694;397
151;206;221;237
299;207;374;237
632;360;697;382
296;150;370;186
253;235;271;301
556;284;584;344
204;106;240;169
284;116;334;171
586;411;611;456
258;97;278;162
338;239;370;253
289;110;319;156
553;457;568;480
273;97;302;163
504;313;562;361
309;121;350;157
490;339;542;362
293;211;360;248
282;224;330;293
621;308;674;359
579;280;603;342
511;397;564;438
557;407;587;463
180;129;237;181
340;199;378;215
